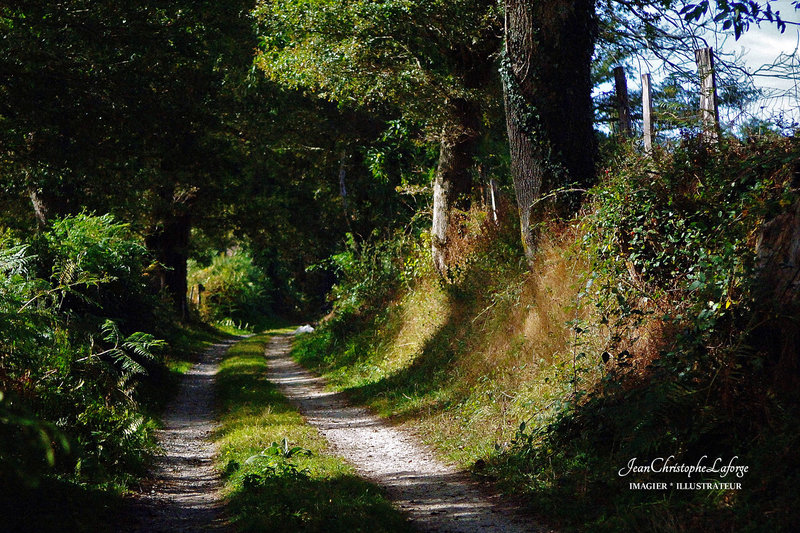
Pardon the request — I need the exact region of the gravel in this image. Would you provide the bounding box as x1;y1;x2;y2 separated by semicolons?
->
121;339;238;533
121;333;551;532
265;333;551;533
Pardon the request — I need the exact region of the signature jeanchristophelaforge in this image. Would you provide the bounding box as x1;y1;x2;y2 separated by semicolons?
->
618;455;749;479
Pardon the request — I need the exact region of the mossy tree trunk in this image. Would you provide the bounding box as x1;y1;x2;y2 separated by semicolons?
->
503;0;597;259
431;98;482;275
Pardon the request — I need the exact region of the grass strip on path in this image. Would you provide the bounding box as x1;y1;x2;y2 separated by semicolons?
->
214;329;412;533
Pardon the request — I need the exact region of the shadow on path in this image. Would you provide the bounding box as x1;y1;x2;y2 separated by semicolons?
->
266;334;551;533
121;338;241;533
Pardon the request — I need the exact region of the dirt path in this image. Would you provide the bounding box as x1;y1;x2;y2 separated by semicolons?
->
122;339;238;533
265;333;550;533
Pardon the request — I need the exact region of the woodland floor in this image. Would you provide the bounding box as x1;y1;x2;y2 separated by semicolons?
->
121;333;548;532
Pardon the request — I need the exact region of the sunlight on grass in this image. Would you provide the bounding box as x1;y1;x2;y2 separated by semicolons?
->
214;332;410;532
291;229;601;468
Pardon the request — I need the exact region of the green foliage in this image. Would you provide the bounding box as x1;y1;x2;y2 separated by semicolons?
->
34;213;156;326
258;437;313;460
0;0;253;218
364;118;437;187
587;137;795;355
254;0;502;123
490;136;800;530
0;389;69;482
0;214;164;494
188;248;273;328
308;228;433;347
43;213;147;282
326;232;411;312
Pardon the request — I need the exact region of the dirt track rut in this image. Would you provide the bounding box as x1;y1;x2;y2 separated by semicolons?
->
122;339;237;533
265;333;548;533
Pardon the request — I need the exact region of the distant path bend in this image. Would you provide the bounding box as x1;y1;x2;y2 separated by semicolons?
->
123;338;239;533
265;333;550;533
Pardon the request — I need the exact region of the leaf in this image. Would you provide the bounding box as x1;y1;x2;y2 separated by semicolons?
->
245;453;273;465
101;319;123;346
287;446;313;457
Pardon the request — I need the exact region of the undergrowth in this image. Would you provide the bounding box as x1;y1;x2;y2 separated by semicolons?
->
292;135;800;531
492;136;800;531
292;201;596;469
187;248;275;331
0;213;229;532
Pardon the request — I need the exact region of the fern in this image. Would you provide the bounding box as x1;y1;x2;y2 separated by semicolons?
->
122;332;164;363
121;414;145;440
101;319;123;346
0;244;33;277
97;319;164;377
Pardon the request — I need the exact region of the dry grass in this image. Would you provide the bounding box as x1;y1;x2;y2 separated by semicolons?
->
383;276;451;373
297;217;609;467
447;225;607;449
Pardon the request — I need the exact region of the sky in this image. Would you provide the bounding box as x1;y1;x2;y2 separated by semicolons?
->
603;0;800;131
713;0;799;125
724;0;800;120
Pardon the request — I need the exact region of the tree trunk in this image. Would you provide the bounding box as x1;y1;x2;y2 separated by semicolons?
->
755;195;800;392
503;0;597;260
24;135;49;230
431;98;481;275
28;186;49;229
146;211;192;319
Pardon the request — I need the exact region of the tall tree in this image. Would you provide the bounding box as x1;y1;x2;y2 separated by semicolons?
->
502;0;597;259
0;0;257;315
253;0;503;274
502;0;797;260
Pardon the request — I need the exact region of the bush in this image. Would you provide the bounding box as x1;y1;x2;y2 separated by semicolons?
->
0;214;163;489
328;232;411;309
490;136;800;530
188;248;273;327
32;212;160;333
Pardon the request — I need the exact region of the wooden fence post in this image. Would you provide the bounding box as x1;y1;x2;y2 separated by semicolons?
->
489;178;499;224
695;47;720;142
338;149;348;209
613;66;632;137
642;73;654;152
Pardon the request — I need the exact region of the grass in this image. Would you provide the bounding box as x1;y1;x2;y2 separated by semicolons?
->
214;330;412;533
289;138;800;531
291;226;600;470
141;314;285;416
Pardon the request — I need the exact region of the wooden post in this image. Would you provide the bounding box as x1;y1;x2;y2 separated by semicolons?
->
613;66;632;137
641;73;654;152
338;150;348;210
695;47;720;142
489;178;499;224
